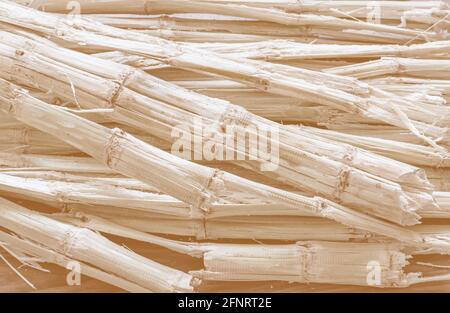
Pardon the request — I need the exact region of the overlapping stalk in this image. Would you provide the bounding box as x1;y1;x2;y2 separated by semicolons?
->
0;77;439;249
81;14;450;44
0;0;448;143
33;0;443;40
17;0;448;24
0;169;449;221
37;211;450;287
0;21;439;225
0;0;449;292
190;40;450;60
0;231;152;292
0;197;196;292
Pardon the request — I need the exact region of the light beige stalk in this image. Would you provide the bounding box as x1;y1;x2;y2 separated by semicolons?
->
0;197;196;292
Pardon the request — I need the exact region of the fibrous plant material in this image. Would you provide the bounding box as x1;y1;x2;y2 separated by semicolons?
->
5;78;450;254
0;78;426;242
0;153;114;174
0;0;449;293
30;0;445;40
1;1;449;142
47;212;450;287
0;230;152;292
0;197;196;292
0;19;440;227
0;169;449;224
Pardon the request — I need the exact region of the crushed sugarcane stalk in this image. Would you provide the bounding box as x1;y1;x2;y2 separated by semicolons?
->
0;78;438;245
0;0;449;293
0;197;197;292
0;1;448;145
46;211;450;287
